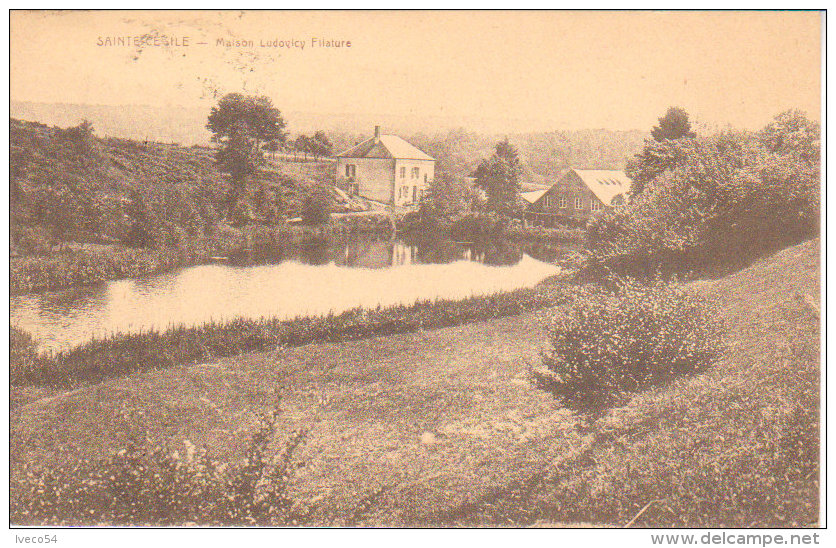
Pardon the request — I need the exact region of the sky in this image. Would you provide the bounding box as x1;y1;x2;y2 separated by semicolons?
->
10;10;822;132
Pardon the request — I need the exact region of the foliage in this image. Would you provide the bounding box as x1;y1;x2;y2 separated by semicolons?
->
10;327;45;383
301;187;333;225
294;134;314;160
416;172;475;228
11;402;313;526
207;94;286;205
10;246;197;296
594;111;820;275
448;213;507;241
206;93;286;149
502;222;585;244
533;278;722;408
123;189;164;248
628;107;697;196
472;139;524;218
651;106;696;142
11;225;54;255
11;278;569;388
312;130;333;158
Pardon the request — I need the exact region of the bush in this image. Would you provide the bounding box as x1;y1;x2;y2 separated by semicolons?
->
10;327;46;383
593;112;820;277
449;213;506;241
533;278;722;408
11;400;313;526
12;225;54;255
301;189;332;225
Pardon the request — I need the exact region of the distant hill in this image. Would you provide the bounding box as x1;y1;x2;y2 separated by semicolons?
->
10;100;646;151
10;100;648;186
408;127;647;185
11;101;215;145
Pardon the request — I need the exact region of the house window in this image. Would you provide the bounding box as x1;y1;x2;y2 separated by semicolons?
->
558;195;567;209
590;200;601;212
400;167;406;178
411;167;420;179
575;197;583;210
424;173;428;183
543;195;552;208
345;164;356;178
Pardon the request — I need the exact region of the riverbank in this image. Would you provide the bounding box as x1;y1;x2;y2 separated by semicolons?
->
11;215;580;295
10;238;820;526
11;273;570;390
10;218;396;295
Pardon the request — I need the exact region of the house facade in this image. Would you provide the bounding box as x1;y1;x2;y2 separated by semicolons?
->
523;169;631;226
335;126;435;207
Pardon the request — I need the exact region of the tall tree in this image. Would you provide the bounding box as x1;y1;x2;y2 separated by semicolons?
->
472;138;524;218
651;106;696;142
628;107;697;197
206;93;286;210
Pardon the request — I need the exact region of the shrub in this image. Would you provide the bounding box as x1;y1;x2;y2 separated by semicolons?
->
594;111;820;276
449;213;506;241
10;327;46;383
301;189;332;225
11;400;314;526
12;225;54;255
533;278;722;408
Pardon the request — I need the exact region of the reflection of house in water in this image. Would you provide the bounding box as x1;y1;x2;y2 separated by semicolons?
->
337;238;417;268
330;237;524;268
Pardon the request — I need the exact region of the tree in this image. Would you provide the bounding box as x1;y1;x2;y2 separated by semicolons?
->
312;130;333;159
628;107;697;196
591;115;820;274
472;139;523;218
418;171;474;226
206;94;286;211
651;106;696;142
124;189;162;248
294;135;312;161
264;140;279;160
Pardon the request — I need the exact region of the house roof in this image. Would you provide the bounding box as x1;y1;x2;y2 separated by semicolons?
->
521;189;548;204
570;169;631;206
335;135;435;161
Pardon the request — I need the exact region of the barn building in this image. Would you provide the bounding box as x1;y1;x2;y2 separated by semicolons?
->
334;126;435;208
523;169;632;226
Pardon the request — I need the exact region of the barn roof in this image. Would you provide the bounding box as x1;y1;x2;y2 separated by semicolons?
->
335;135;435;161
521;189;548;204
571;169;631;206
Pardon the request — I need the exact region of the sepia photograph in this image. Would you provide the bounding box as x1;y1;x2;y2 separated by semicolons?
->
7;9;823;531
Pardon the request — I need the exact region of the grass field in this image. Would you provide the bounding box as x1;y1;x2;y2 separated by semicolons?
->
9;239;820;526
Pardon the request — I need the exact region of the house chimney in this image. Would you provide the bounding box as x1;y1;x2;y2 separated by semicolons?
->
374;125;381;142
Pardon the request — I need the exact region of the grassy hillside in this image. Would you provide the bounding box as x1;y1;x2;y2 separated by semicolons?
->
10;239;820;526
10;119;343;254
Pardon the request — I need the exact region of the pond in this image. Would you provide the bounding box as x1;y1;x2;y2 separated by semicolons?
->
10;236;567;353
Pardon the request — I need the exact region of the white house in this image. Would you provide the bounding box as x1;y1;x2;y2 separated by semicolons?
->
335;126;435;207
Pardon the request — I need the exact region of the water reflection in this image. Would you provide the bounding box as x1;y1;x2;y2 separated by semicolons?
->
10;236;568;352
226;236;537;269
